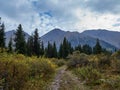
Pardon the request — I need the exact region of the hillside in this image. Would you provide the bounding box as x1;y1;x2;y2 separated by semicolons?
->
41;29;117;51
5;29;118;51
82;29;120;48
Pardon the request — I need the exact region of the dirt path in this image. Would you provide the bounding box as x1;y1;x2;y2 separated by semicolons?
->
48;66;66;90
48;66;88;90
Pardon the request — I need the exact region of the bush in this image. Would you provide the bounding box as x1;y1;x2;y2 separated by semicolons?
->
51;58;66;67
0;53;56;90
99;76;120;90
88;54;111;69
56;59;66;67
0;54;29;90
73;66;102;85
29;58;56;79
67;51;89;68
111;60;120;73
112;50;120;60
98;55;111;69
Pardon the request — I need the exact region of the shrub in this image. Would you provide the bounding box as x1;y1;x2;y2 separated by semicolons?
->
0;53;56;90
0;55;29;90
99;76;120;90
98;55;111;69
23;79;48;90
51;58;65;67
112;50;120;60
73;66;102;85
111;60;120;73
56;59;66;66
29;58;56;79
89;54;111;69
67;51;89;68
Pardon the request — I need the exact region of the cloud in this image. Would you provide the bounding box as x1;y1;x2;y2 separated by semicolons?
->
0;0;120;36
31;0;79;21
28;0;120;32
0;0;56;36
85;0;120;14
0;0;33;20
117;18;120;22
113;23;120;27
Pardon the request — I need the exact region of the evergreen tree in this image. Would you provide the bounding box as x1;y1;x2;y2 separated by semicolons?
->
33;29;41;57
0;18;5;52
82;44;92;55
68;42;73;54
58;37;72;58
45;41;53;58
40;41;44;56
75;44;82;52
62;37;69;58
59;43;63;58
26;36;34;56
14;24;26;54
53;42;57;58
93;39;102;54
8;37;13;53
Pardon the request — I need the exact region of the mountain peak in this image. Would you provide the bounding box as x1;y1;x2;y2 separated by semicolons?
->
51;28;65;33
41;29;117;51
83;29;120;33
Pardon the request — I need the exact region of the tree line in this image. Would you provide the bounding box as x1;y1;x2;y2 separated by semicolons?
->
0;18;111;58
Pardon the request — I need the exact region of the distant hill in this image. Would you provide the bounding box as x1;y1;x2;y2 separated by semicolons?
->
41;29;65;48
5;29;118;51
5;30;30;46
82;29;120;49
41;28;117;51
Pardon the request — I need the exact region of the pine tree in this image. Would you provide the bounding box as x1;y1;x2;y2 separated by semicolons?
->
75;44;82;52
0;18;6;52
26;36;34;56
53;42;57;58
68;42;73;54
33;29;41;57
93;39;102;54
14;24;26;54
59;43;63;58
63;37;71;58
45;41;53;58
82;44;92;55
8;37;13;53
58;37;72;58
40;41;44;56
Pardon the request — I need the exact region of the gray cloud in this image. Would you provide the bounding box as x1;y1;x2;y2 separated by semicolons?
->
0;0;120;35
31;0;81;21
0;0;34;20
85;0;120;14
117;18;120;22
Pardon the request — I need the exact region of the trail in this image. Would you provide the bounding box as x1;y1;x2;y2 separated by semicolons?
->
48;66;88;90
48;66;66;90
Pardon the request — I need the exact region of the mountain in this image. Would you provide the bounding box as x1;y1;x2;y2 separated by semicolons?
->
5;29;118;51
41;28;117;51
5;30;30;46
41;29;65;48
82;29;120;49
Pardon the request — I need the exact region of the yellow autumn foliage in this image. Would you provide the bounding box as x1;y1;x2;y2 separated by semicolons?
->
0;53;56;90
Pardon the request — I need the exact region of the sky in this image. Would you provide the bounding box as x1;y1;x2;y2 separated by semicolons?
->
0;0;120;36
